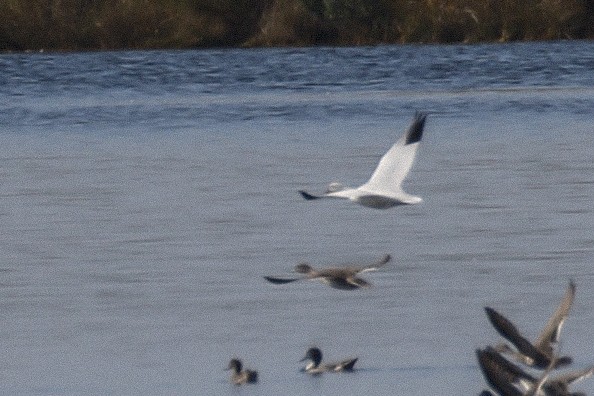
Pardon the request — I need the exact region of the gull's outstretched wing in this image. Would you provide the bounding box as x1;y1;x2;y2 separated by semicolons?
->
534;280;576;355
360;112;427;195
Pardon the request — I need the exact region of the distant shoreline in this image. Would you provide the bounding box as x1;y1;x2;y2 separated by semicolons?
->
2;0;593;53
4;39;594;57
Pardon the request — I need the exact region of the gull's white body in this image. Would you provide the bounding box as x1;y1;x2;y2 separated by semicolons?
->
299;112;427;209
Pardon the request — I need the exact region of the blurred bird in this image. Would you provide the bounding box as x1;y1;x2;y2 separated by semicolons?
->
226;358;258;385
476;346;593;396
485;280;576;370
264;254;390;290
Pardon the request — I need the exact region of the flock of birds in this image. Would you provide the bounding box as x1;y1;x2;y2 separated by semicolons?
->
225;112;425;385
226;346;358;385
477;281;594;395
223;112;593;395
227;253;388;385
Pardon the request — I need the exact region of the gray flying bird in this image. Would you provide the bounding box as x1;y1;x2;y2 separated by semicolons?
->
264;254;390;290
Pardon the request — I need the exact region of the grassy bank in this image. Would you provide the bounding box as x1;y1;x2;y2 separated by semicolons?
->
1;0;593;52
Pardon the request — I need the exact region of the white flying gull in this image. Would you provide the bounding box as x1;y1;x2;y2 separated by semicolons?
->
299;112;428;209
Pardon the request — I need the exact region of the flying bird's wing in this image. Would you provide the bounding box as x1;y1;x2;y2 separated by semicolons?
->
534;280;576;355
485;307;531;348
549;366;594;386
345;276;371;288
263;276;301;284
484;307;551;368
341;254;391;275
359;254;391;272
476;347;530;396
360;112;427;195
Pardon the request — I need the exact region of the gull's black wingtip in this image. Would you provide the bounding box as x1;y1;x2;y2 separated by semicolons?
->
405;111;428;145
299;190;320;200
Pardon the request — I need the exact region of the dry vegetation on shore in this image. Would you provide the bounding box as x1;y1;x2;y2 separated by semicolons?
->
1;0;593;52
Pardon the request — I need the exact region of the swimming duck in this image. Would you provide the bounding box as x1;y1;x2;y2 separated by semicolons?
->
264;254;390;290
226;358;258;385
298;112;427;209
300;347;357;374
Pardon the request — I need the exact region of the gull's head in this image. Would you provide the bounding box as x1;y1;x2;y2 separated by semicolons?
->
326;182;345;193
294;263;314;274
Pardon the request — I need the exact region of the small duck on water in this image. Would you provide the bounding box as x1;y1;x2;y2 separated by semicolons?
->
300;347;358;374
226;358;258;385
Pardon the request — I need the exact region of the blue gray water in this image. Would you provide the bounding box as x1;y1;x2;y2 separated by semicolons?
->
0;41;593;395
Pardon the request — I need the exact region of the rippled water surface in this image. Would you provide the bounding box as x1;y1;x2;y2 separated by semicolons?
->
0;41;593;395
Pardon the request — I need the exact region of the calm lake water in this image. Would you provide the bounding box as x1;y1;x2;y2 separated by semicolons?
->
0;41;593;395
